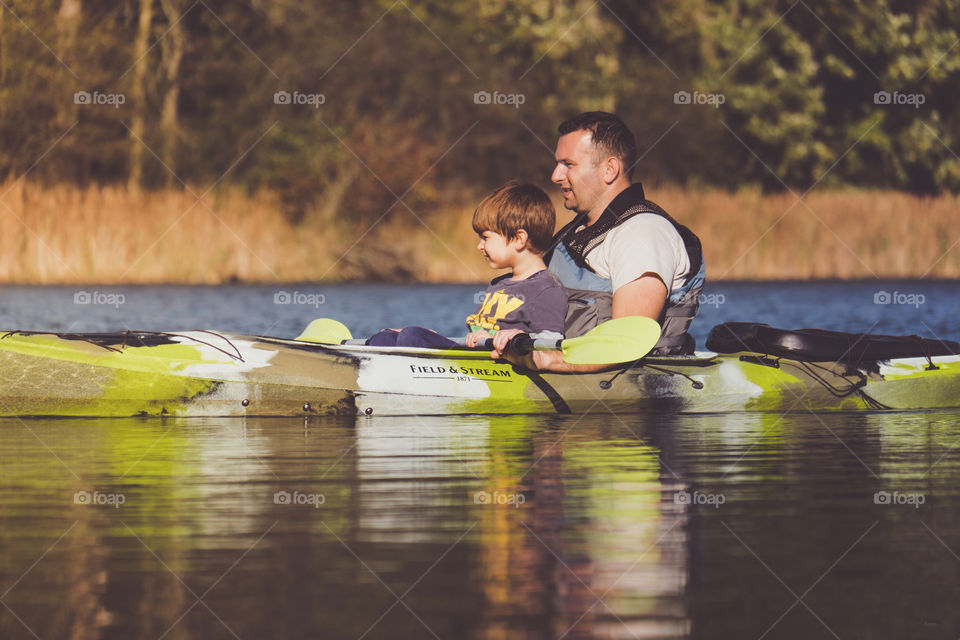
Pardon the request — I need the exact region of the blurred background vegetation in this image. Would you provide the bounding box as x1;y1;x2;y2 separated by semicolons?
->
0;0;957;283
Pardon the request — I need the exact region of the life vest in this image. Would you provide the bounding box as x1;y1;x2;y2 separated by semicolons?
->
546;183;705;355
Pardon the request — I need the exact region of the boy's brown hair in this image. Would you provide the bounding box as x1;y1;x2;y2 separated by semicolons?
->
472;181;556;255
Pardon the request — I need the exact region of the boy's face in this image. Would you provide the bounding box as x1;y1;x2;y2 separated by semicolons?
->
476;229;522;270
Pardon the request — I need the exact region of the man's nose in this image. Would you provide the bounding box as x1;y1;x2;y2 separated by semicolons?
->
551;164;564;183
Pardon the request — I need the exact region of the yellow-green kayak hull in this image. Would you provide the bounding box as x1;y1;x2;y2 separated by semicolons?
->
0;330;957;416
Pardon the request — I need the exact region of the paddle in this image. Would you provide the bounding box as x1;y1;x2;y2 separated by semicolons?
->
296;318;354;344
297;316;661;365
481;316;661;365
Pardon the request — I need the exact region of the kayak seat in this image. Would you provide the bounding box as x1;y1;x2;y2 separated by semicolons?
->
706;322;960;363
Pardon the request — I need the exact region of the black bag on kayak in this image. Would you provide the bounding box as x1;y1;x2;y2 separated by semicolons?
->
706;322;960;363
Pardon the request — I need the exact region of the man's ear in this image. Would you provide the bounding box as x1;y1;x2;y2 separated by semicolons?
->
602;156;622;185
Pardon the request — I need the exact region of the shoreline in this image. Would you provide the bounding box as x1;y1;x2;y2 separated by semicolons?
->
1;181;957;284
1;276;957;287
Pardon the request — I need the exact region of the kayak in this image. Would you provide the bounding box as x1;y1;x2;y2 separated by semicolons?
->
0;323;957;416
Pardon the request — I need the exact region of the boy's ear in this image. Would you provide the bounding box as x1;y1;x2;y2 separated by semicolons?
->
513;229;529;250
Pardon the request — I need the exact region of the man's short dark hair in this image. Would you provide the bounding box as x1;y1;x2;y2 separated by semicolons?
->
558;111;637;180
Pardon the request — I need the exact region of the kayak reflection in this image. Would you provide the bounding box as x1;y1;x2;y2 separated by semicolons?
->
352;414;692;638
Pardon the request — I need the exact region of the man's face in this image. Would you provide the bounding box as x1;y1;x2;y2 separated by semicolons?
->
551;130;606;216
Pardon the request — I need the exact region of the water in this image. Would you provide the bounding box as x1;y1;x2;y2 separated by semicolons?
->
1;281;958;639
0;279;955;343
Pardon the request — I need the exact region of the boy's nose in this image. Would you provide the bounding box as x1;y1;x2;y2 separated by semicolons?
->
551;164;564;184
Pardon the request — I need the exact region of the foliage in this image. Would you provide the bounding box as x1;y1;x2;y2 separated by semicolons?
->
0;0;957;217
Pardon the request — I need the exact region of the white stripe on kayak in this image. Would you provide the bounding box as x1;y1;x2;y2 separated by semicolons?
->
356;353;501;400
171;333;277;380
879;354;960;376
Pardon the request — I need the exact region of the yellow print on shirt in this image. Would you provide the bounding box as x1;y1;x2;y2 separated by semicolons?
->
465;289;524;331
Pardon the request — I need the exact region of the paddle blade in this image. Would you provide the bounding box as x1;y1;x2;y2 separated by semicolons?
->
560;317;661;364
296;318;353;344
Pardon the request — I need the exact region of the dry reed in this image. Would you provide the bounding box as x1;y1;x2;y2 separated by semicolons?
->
0;180;956;284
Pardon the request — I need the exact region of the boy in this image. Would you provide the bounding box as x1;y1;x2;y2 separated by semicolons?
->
368;181;567;352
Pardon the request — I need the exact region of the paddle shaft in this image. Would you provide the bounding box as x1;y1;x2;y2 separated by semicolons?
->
479;334;555;354
338;317;661;364
341;336;556;352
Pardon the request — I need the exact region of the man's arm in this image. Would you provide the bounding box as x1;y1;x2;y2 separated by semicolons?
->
491;273;667;372
611;273;667;320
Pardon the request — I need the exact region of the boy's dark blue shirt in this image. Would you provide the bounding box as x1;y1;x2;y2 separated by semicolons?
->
466;269;567;337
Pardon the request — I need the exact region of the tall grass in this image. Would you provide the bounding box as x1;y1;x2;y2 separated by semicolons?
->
0;180;956;283
662;186;960;280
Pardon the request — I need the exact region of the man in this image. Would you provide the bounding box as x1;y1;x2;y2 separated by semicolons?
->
493;111;705;372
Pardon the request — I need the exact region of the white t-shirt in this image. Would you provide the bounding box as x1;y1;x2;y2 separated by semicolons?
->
583;214;690;294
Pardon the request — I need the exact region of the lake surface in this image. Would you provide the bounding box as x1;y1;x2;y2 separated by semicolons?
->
1;281;959;639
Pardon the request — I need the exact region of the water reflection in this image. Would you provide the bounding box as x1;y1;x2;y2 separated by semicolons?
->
352;414;692;638
2;410;960;639
1;414;695;639
674;410;960;640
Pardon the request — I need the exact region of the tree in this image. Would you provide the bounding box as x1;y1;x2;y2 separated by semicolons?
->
1;0;957;196
128;0;152;190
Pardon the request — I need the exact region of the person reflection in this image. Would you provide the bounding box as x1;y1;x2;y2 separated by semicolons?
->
477;416;691;638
